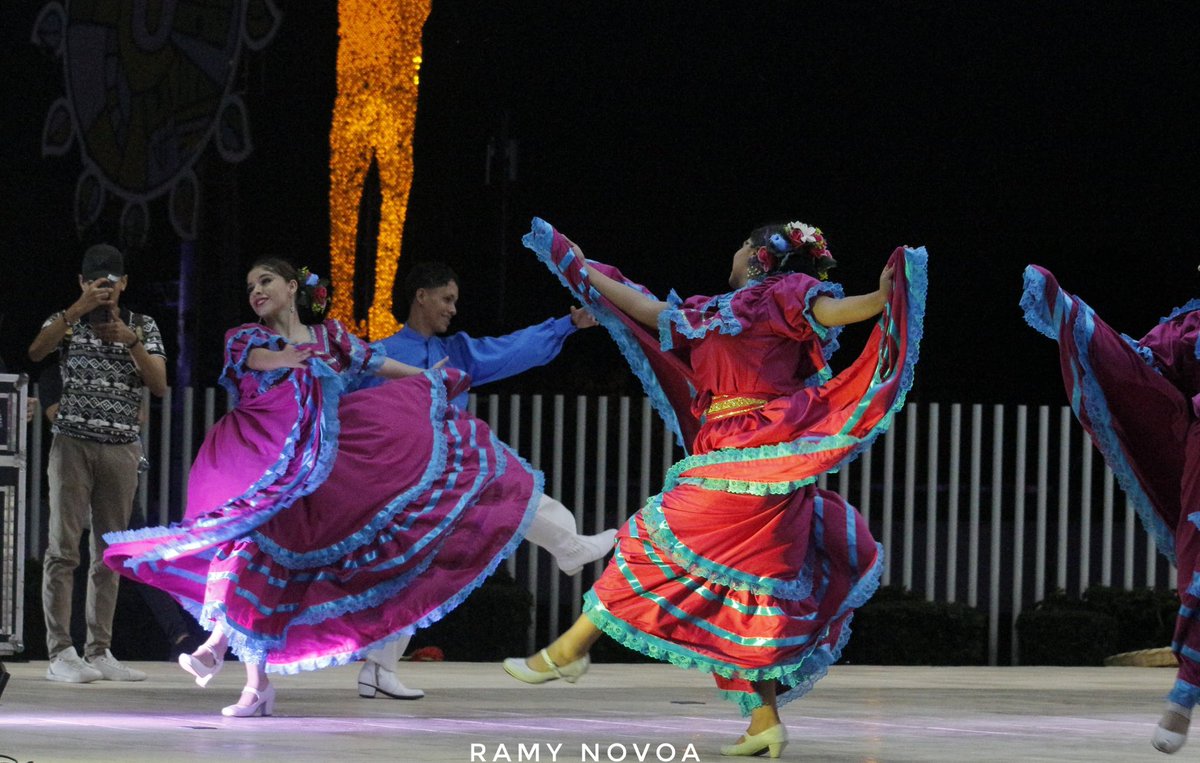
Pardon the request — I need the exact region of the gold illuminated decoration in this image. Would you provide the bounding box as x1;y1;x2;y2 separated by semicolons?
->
329;0;432;338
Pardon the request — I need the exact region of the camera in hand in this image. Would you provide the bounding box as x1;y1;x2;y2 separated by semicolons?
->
86;274;119;325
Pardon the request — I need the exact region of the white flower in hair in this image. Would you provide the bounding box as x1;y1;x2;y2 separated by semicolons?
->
786;221;818;244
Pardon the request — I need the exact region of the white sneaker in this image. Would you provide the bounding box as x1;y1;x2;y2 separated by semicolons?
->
85;649;147;682
46;648;103;683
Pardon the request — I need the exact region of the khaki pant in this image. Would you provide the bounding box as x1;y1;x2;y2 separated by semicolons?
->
43;434;141;660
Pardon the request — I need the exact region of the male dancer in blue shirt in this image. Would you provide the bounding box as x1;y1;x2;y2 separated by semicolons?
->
355;262;616;700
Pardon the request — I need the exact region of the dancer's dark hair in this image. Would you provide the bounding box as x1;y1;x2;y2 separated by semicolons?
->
250;257;332;325
402;262;459;309
747;222;838;280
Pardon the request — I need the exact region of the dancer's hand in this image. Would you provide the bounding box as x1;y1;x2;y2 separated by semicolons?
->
247;345;313;371
878;262;895;302
276;345;314;368
569;306;598;329
431;356;449;370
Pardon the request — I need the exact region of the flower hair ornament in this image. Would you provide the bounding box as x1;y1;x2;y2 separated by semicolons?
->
297;266;330;315
749;221;836;281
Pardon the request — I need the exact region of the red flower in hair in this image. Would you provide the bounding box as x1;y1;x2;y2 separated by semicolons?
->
312;285;329;313
755;246;777;272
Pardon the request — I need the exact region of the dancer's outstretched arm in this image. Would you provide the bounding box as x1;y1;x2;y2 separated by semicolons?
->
374;356;445;379
582;261;669;329
811;262;894;327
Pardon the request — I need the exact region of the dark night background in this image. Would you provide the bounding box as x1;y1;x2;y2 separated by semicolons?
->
1;1;1197;405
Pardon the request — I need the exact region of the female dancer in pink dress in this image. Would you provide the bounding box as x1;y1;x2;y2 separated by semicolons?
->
503;218;927;758
104;258;540;716
1022;265;1200;754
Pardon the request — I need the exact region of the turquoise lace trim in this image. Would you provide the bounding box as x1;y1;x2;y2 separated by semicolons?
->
186;443;543;673
272;463;543;675
802;281;845;351
640;495;815;600
657;289;745;352
685;246;928;488
664;247;925;494
106;361;345;567
523;217;688;449
1019;267;1058;340
1120;334;1157;369
266;429;511;616
250;368;453;568
219;326;288;407
584;546;883;715
1021;267;1175;563
1072;294;1175;562
1157;298;1200;361
1161;298;1200;324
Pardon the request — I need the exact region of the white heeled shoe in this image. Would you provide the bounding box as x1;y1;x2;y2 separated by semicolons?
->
221;684;275;717
720;724;788;758
178;645;224;687
357;662;425;699
1153;702;1191;754
503;648;590;684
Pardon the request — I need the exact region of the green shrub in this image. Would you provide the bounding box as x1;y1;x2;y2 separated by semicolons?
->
841;586;987;665
1015;607;1119;666
1015;586;1176;665
1082;586;1176;652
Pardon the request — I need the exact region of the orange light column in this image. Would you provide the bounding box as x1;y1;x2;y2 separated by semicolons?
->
329;0;432;339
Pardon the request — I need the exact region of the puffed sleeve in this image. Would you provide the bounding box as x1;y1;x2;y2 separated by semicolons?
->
657;290;742;354
764;273;845;346
221;324;286;387
1139;308;1200;393
325;319;385;378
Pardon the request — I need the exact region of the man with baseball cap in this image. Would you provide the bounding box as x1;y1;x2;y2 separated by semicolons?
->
28;243;167;683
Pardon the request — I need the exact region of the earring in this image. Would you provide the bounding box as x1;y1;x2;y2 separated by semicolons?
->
746;261;766;281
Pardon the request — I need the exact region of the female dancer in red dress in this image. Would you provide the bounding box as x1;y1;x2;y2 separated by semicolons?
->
504;218;927;757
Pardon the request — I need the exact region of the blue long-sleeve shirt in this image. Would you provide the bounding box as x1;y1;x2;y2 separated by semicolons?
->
362;316;577;408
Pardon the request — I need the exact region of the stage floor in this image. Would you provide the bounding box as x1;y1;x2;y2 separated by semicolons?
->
0;660;1178;762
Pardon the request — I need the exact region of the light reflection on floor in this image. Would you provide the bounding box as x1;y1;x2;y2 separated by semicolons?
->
0;661;1176;762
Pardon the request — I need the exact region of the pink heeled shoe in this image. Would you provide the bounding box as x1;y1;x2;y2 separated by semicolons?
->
178;645;224;687
221;684;275;718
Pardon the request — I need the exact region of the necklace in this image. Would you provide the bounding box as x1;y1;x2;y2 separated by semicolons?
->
272;321;315;345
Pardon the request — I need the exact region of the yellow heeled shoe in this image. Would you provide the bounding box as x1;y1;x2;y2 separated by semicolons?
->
720;724;788;758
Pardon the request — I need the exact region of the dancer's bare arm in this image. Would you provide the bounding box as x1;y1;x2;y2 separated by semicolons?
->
811;262;894;328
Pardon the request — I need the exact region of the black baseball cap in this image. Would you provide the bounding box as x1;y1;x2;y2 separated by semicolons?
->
81;243;125;281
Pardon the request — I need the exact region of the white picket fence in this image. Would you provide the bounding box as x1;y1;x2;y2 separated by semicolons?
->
24;390;1175;666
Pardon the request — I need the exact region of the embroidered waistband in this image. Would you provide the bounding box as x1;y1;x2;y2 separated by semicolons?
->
705;395;768;421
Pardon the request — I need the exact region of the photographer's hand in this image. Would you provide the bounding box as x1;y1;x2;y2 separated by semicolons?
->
28;277;116;362
92;319;137;347
69;278;117;325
